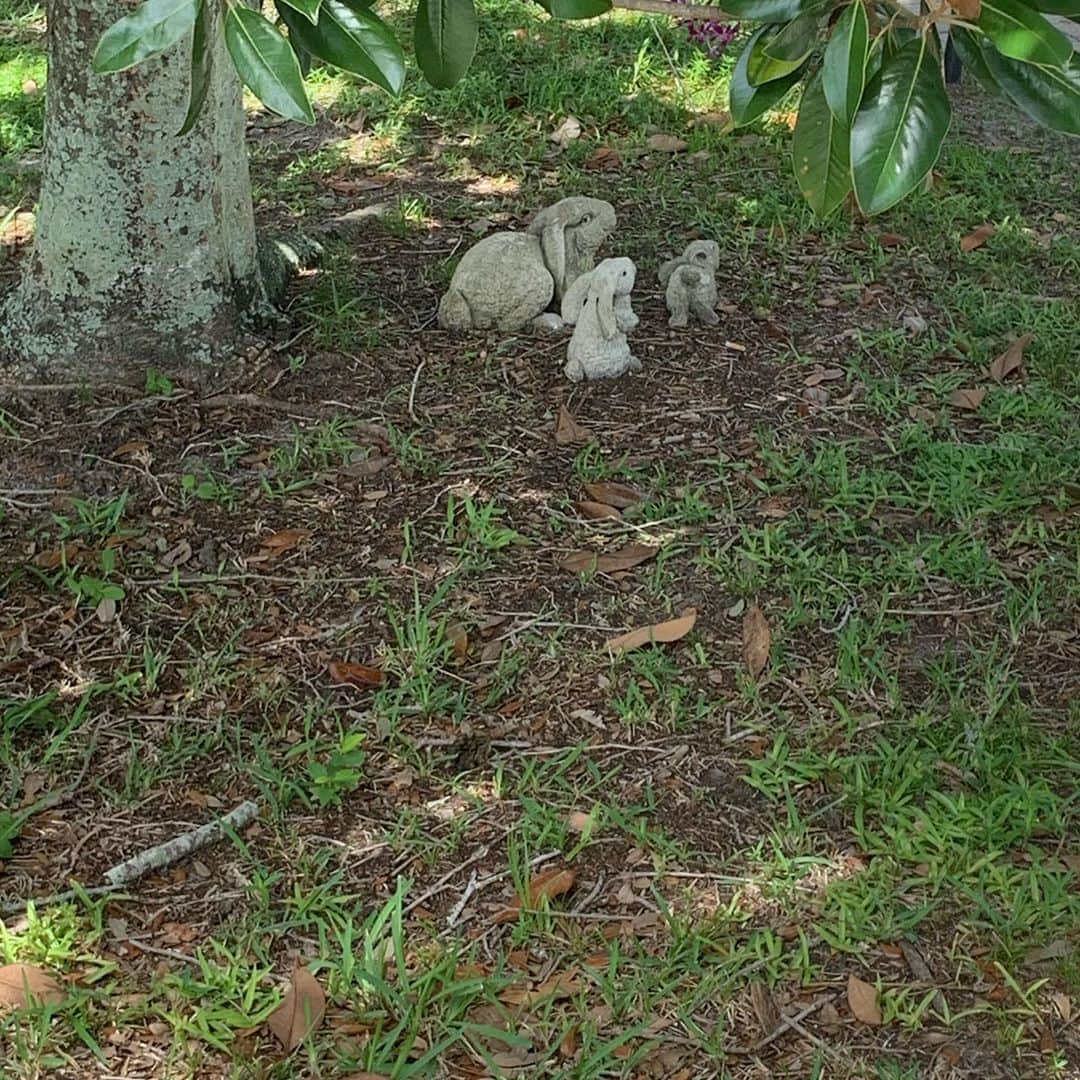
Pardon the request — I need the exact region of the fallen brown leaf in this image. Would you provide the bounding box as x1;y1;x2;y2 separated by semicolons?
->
749;981;780;1035
0;964;65;1008
960;222;995;252
326;176;389;194
584;146;621;172
34;541;84;570
948;387;986;411
501;970;582;1006
742;605;771;678
559;1025;580;1058
1024;938;1069;967
559;543;658;575
582;481;643;509
160;539;193;569
646;133;688;152
113;439;149;457
803;367;845;387
261;528;311;552
529;867;576;905
494;867;577;923
266;966;326;1051
877;232;906;248
847;973;882;1026
328;661;384;688
554;404;589;446
989;333;1032;383
606;609;697;656
694;109;731;128
950;0;982;18
576;500;621;521
446;623;469;660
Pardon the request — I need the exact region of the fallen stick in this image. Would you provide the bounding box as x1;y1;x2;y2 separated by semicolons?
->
613;0;735;19
103;801;260;887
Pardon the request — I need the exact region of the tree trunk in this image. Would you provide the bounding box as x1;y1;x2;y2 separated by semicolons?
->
1;0;263;379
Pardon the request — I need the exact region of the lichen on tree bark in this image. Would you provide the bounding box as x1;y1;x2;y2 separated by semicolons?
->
1;0;265;379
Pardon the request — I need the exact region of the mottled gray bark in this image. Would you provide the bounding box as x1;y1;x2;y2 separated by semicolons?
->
1;0;262;379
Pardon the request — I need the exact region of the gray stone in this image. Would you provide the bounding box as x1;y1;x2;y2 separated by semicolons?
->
438;197;616;333
564;258;641;382
658;240;720;329
531;313;567;337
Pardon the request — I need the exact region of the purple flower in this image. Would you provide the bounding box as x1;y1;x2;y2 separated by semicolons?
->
673;0;739;57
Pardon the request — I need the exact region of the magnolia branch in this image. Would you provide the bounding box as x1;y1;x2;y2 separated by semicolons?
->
611;0;925;27
612;0;737;20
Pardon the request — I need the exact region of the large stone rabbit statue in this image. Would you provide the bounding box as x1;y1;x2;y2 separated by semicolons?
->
438;197;616;333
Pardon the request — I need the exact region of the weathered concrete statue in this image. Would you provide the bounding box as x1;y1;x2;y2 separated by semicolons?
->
438;197;616;333
658;240;720;329
564;258;641;382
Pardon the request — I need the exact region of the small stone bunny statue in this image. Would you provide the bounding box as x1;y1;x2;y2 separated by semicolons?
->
658;240;720;329
564;257;641;382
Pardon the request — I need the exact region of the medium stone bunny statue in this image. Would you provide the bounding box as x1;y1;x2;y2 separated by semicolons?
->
658;240;720;328
438;197;616;333
564;258;641;382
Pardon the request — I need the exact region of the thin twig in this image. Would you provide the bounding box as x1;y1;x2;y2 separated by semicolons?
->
1;883;127;917
403;845;491;915
103;800;260;886
726;995;832;1055
408;358;427;424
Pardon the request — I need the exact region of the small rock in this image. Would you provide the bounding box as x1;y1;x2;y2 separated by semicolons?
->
531;313;566;337
549;116;582;147
902;312;928;335
329;203;391;231
198;537;218;571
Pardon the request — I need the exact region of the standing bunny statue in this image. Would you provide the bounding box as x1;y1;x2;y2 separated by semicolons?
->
564;258;641;382
658;240;721;328
438;197;616;333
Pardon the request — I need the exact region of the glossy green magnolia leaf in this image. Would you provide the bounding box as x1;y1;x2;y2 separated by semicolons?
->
764;14;819;61
850;35;951;214
280;0;405;95
730;27;808;124
415;0;478;88
823;1;869;125
793;71;852;216
748;25;809;84
978;0;1073;65
881;25;917;62
225;5;314;124
177;0;211;135
278;0;323;24
980;36;1080;133
94;0;199;73
721;0;827;21
948;26;1005;94
538;0;613;17
1026;0;1080;14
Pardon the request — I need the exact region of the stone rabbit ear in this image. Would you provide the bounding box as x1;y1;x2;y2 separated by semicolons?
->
532;206;568;295
591;267;617;341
